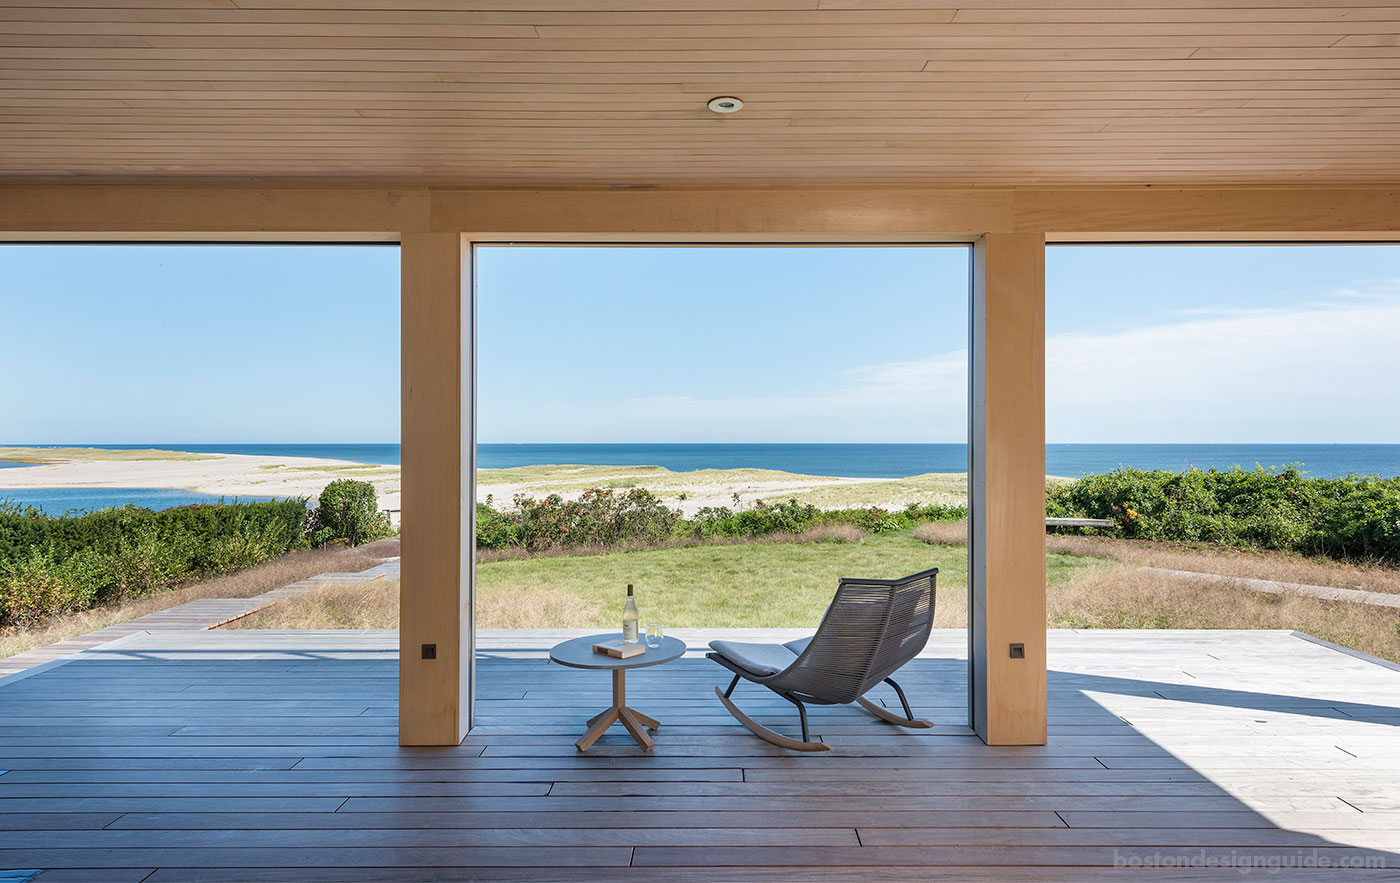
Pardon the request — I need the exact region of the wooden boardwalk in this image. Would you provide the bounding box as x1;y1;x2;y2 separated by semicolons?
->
2;627;1400;880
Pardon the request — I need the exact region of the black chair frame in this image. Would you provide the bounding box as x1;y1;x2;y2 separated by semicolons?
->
706;567;939;752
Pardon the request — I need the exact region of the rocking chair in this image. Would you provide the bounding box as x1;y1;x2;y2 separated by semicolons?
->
706;567;939;752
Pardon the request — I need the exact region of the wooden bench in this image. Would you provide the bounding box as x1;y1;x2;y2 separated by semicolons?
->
1045;517;1115;529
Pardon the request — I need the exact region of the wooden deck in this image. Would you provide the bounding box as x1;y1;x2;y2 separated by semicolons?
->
2;627;1400;881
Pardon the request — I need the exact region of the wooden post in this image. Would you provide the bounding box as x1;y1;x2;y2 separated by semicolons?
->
399;232;473;746
969;232;1048;746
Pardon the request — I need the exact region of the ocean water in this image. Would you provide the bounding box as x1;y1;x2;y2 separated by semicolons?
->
1043;444;1400;479
6;442;1400;478
478;443;1400;479
2;443;404;466
0;487;279;515
4;443;1398;513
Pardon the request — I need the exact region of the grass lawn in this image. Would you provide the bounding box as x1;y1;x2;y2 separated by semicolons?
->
225;530;1400;665
230;531;1102;631
480;532;984;628
474;531;1098;628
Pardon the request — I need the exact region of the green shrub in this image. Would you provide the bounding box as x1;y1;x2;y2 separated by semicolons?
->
1306;479;1400;561
0;548;96;627
510;488;680;552
471;491;969;551
0;498;307;568
97;520;192;602
309;480;392;547
1046;466;1400;562
203;520;289;575
901;502;969;523
0;498;309;627
692;498;822;538
475;498;519;549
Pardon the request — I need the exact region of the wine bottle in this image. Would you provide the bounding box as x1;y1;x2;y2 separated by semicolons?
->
622;584;639;643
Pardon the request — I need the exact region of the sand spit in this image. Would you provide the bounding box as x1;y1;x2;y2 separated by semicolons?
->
0;448;401;511
0;448;991;515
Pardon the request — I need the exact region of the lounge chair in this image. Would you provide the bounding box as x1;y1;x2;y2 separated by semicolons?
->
706;567;939;752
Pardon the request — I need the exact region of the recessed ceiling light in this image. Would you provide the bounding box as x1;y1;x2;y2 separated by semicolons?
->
707;96;744;114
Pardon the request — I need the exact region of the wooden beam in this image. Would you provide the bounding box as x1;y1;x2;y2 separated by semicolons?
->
970;231;1047;747
0;184;427;238
1017;187;1400;238
431;189;1010;239
399;231;472;747
2;185;1398;242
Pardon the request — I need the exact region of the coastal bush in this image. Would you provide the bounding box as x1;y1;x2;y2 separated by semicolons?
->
0;498;309;627
475;498;520;550
0;548;97;627
1046;466;1400;562
471;490;968;552
308;480;393;547
509;488;680;552
692;499;823;538
691;499;967;539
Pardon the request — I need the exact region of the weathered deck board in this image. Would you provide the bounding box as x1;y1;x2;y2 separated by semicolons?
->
1;627;1399;880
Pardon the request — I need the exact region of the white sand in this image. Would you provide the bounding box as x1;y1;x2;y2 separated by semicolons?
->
0;450;921;516
0;452;402;511
476;469;887;516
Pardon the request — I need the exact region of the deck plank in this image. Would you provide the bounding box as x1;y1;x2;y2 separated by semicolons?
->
2;627;1399;878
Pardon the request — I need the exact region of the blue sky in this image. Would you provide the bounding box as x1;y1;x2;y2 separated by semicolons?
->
0;245;400;443
2;243;1397;444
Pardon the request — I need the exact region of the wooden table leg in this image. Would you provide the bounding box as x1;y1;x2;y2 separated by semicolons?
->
575;667;663;752
576;708;619;751
617;707;655;750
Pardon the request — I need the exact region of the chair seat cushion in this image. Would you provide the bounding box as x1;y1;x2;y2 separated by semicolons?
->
708;640;799;677
783;636;813;656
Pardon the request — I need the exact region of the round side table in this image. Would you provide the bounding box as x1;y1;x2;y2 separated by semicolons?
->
549;633;686;751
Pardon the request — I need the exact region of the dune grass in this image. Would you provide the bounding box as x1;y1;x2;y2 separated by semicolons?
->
0;446;218;464
227;577;406;630
280;464;398;475
477;464;852;502
1046;563;1400;663
0;538;399;659
473;464;1076;511
1045;533;1400;596
766;473;969;509
782;473;1075;509
478;464;671;483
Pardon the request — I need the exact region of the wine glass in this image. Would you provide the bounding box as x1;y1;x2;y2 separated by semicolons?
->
645;623;664;649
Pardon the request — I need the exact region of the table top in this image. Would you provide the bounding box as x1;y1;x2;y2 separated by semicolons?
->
549;633;687;671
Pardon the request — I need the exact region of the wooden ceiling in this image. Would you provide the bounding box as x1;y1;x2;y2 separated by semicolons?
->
2;1;1399;187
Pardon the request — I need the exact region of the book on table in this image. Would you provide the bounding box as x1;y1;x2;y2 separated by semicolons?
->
593;639;645;659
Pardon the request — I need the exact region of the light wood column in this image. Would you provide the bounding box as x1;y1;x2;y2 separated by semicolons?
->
969;231;1048;746
399;232;473;746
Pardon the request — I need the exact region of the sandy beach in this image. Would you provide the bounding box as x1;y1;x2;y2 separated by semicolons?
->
0;447;977;515
0;447;403;511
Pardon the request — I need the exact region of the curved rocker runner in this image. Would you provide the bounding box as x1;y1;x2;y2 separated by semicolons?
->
706;568;939;752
